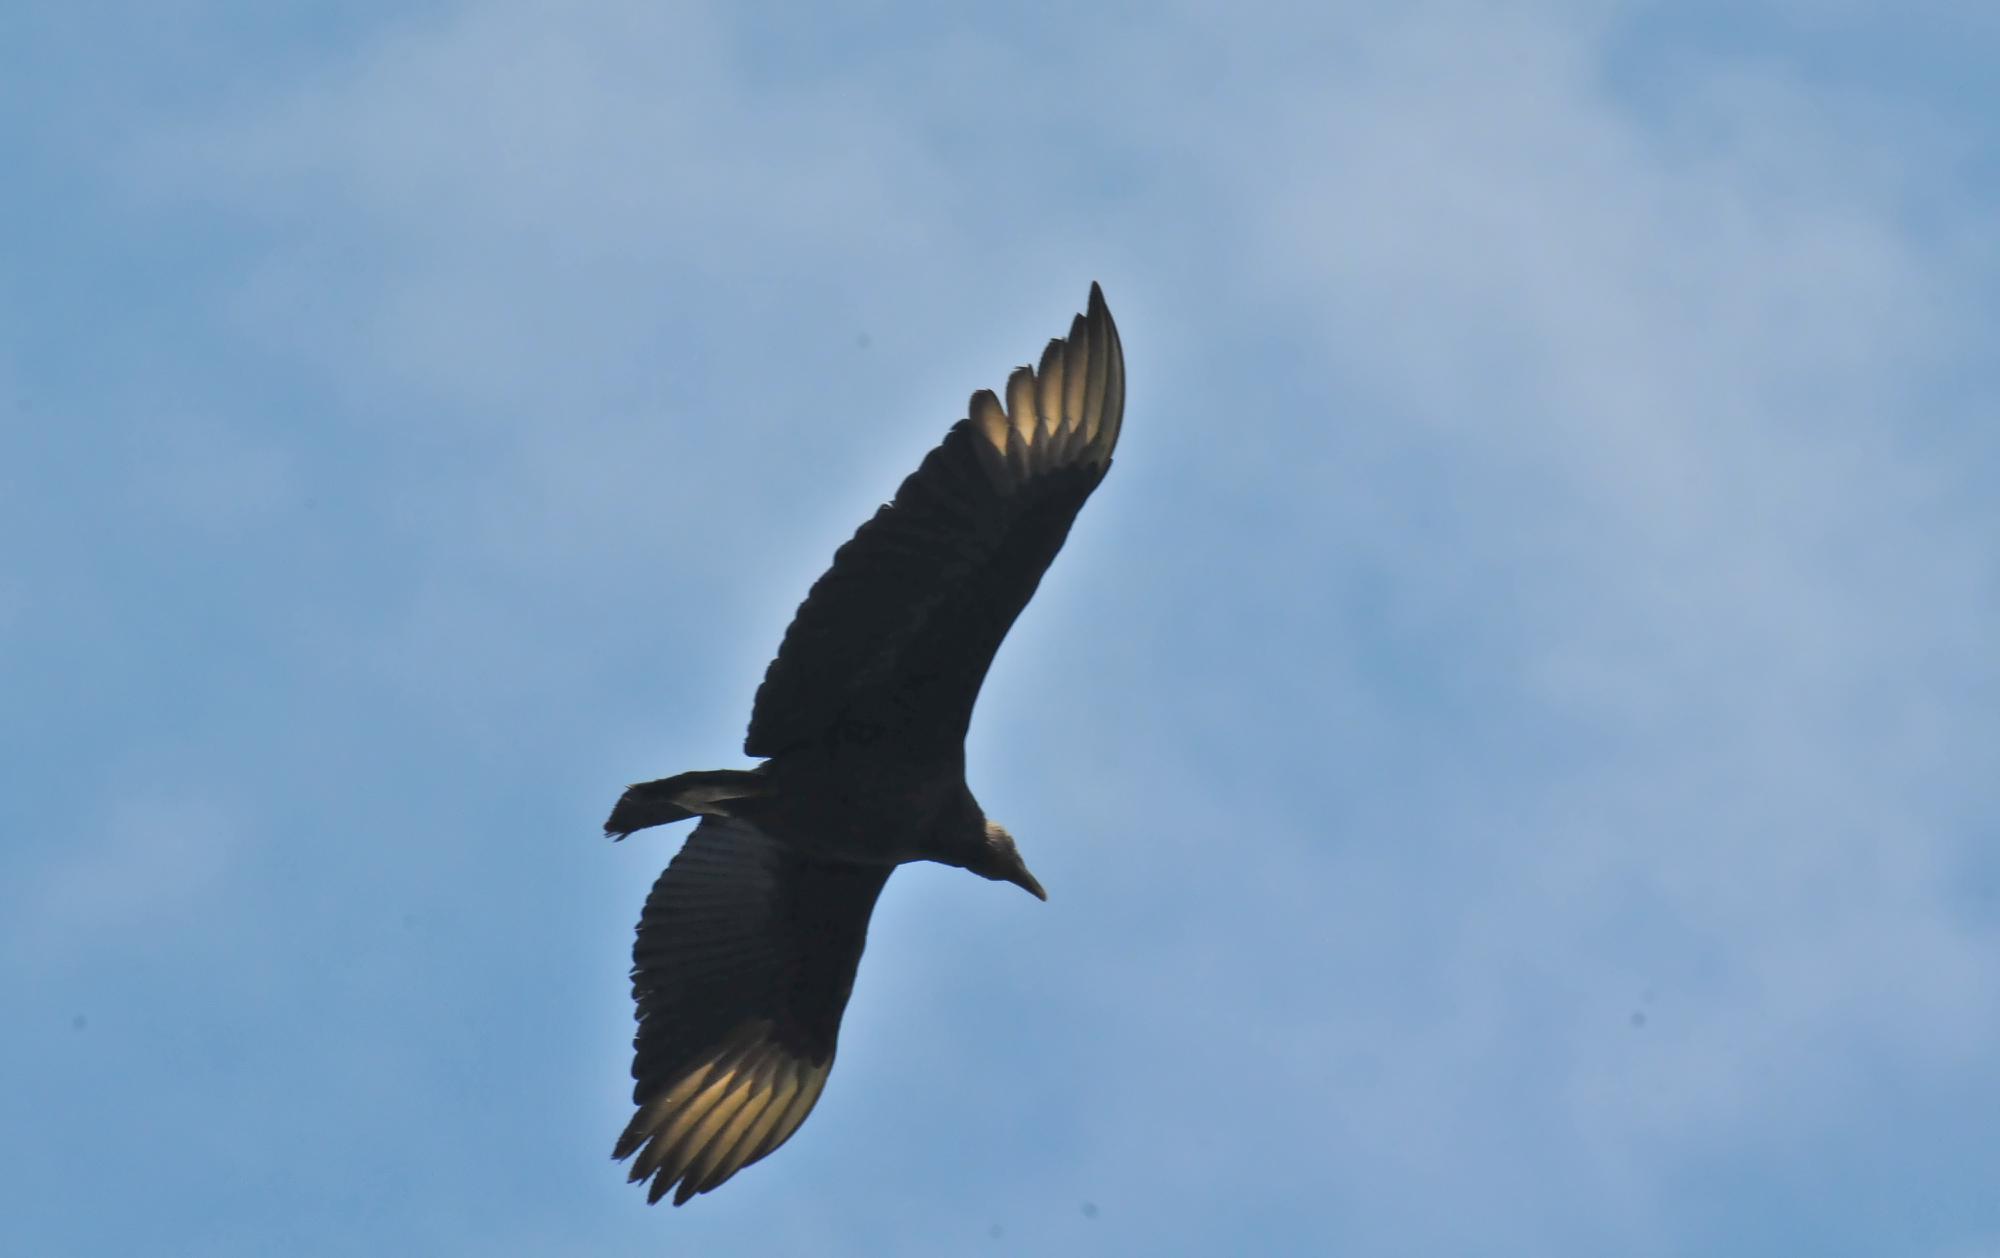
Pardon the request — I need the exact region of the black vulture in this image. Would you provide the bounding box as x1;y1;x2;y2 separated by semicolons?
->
604;284;1126;1205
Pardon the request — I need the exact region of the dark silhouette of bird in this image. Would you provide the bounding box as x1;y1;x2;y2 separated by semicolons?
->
604;284;1126;1205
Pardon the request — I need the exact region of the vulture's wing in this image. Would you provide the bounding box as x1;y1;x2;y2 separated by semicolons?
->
745;283;1125;759
616;817;891;1205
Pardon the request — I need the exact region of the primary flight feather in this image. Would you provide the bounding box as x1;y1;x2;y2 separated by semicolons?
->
605;283;1125;1205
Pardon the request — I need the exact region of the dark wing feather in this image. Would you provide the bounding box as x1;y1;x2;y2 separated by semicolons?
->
745;283;1126;758
616;817;891;1205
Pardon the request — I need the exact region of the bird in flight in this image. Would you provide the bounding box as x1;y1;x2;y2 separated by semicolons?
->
604;284;1126;1205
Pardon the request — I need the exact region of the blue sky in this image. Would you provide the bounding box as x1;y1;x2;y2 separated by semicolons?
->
6;2;2000;1254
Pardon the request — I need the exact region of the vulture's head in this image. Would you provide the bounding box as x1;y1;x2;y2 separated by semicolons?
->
970;820;1047;901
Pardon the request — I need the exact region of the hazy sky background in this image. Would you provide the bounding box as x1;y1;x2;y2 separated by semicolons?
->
6;2;1999;1254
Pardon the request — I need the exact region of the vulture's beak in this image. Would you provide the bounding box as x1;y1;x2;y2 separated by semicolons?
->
1009;865;1048;902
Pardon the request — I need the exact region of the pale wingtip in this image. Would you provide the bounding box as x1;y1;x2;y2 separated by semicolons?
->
1088;281;1118;345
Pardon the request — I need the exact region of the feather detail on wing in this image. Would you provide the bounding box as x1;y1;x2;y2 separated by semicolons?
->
617;817;891;1204
745;284;1125;758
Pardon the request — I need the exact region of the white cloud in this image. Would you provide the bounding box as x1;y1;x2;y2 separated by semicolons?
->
1189;0;2000;1223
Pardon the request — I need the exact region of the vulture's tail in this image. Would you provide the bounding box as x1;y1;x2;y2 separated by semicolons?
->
605;769;766;840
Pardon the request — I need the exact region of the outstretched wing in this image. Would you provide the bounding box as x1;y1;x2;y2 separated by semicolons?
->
744;283;1126;759
616;817;892;1205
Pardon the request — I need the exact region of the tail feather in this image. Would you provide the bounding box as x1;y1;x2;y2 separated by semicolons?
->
605;769;766;840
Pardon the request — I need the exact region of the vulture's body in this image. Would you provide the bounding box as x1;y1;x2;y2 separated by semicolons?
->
605;284;1125;1205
